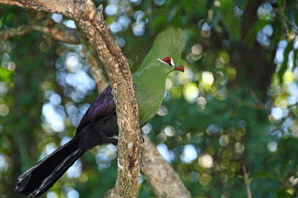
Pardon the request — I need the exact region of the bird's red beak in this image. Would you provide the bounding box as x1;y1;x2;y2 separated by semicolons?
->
175;65;184;72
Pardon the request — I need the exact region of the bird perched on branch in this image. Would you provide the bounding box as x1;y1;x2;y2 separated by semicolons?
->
15;28;186;197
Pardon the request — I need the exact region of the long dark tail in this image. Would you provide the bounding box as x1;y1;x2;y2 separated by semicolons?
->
15;138;85;197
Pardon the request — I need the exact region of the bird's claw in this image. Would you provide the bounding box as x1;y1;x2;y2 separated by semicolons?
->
140;136;145;144
140;160;144;169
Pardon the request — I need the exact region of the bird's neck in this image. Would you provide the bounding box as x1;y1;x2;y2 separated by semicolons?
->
132;66;170;125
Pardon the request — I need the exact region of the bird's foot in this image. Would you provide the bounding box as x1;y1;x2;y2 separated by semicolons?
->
140;160;144;169
140;136;145;144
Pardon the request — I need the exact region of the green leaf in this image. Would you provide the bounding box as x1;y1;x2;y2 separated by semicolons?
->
219;0;241;41
243;19;270;48
292;49;298;71
206;0;215;10
277;0;284;6
295;9;298;29
235;0;245;8
285;6;296;31
0;67;12;82
253;171;273;179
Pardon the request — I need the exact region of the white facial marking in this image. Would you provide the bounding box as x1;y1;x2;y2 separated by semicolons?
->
157;58;175;66
157;58;165;64
171;58;174;66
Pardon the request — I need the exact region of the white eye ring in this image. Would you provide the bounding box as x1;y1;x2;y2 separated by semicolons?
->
157;58;175;66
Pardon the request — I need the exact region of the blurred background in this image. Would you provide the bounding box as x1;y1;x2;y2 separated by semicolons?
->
1;0;298;197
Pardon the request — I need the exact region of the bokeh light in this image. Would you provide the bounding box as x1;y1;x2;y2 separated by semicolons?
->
202;71;214;85
67;159;82;178
157;144;175;163
199;154;213;168
183;82;199;103
180;144;198;164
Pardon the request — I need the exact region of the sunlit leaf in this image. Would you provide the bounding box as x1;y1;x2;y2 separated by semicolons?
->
278;40;294;83
0;67;12;82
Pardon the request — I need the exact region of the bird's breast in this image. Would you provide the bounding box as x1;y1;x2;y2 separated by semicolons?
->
135;83;165;125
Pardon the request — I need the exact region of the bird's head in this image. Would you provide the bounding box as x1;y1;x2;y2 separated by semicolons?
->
138;28;186;74
157;56;184;72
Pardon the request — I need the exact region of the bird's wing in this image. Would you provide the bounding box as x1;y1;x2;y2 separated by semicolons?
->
76;85;115;132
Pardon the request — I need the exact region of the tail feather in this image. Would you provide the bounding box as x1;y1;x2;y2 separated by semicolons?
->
15;139;85;197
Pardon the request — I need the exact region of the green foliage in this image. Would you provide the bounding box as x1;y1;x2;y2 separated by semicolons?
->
219;0;241;41
1;0;298;198
0;67;12;82
278;40;294;83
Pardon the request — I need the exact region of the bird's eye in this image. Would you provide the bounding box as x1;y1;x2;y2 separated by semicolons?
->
162;57;174;66
157;57;183;72
157;57;174;67
163;57;171;63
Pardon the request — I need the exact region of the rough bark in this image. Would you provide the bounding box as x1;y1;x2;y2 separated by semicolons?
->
0;0;141;197
141;135;191;198
0;0;191;197
0;17;80;44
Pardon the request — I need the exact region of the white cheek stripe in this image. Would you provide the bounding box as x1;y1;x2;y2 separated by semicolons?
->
157;58;175;66
171;58;175;66
157;58;165;64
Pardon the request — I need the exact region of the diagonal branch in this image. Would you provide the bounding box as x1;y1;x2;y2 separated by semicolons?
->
0;18;80;44
242;166;252;198
141;135;191;198
0;1;192;197
274;8;298;32
0;0;141;197
0;24;32;40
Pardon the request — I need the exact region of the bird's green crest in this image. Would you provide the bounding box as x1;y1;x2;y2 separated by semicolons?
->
139;28;186;71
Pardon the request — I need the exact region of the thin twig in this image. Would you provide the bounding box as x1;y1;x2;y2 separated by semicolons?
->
270;112;293;134
227;94;266;110
274;8;298;32
0;1;142;197
243;166;252;198
288;102;298;108
0;24;32;40
250;91;265;107
0;18;80;44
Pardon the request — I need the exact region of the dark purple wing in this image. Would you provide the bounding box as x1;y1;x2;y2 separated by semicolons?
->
76;86;115;132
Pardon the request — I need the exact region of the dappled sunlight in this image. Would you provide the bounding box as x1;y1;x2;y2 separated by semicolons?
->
67;160;82;178
267;141;278;152
66;189;80;198
0;154;8;172
0;104;9;116
2;0;298;197
202;71;214;85
199;154;213;168
42;103;65;132
180;144;198;164
157;143;175;163
46;191;58;198
183;82;199;103
164;125;175;137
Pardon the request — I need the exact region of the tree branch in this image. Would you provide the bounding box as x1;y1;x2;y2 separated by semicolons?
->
141;135;191;198
0;1;192;197
0;24;32;40
242;166;252;198
0;0;141;197
274;8;298;32
0;18;80;44
227;93;266;110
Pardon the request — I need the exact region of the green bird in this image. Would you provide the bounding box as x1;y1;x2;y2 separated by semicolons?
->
15;28;186;197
